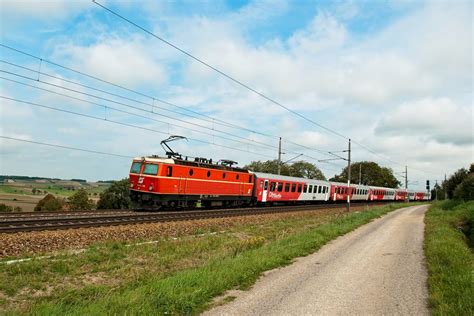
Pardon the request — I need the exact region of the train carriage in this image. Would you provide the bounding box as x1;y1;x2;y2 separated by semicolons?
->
252;172;330;204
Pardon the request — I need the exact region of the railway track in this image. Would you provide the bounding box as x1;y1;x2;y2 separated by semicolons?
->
0;203;393;233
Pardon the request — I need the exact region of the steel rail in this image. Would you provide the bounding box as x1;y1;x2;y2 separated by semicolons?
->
0;203;393;233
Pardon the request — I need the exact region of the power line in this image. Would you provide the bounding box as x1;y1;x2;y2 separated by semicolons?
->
0;95;278;159
0;44;342;159
0;75;283;153
0;135;133;158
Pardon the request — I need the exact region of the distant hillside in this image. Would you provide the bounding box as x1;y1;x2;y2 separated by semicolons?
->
1;175;86;183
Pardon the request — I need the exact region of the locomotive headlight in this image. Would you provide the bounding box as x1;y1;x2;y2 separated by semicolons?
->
130;183;134;188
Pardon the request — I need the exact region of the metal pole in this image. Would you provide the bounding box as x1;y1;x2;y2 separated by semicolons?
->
347;139;351;212
444;174;447;200
435;180;438;201
277;137;282;175
405;165;408;202
358;163;362;185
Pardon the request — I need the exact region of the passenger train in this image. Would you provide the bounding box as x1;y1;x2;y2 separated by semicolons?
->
129;155;430;210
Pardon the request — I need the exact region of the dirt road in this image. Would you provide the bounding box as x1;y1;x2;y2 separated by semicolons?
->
205;205;429;315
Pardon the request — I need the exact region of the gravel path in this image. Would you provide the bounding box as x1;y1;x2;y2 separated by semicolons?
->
205;204;429;316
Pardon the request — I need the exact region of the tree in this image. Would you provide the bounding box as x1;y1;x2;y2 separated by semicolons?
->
431;183;445;200
444;168;469;199
97;179;131;209
244;160;290;175
453;173;474;201
34;194;63;212
330;161;401;188
68;189;94;210
289;161;326;180
244;160;325;179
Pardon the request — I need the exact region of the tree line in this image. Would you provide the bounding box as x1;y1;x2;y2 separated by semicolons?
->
431;164;474;201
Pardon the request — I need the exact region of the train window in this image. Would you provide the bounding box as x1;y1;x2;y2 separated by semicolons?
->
236;174;240;180
130;162;142;174
270;182;276;191
144;164;159;175
264;181;268;190
165;166;172;177
291;183;296;192
303;184;307;193
277;183;283;192
318;186;322;194
189;169;194;176
297;184;301;192
314;186;318;193
285;183;290;192
207;171;211;177
249;175;253;183
222;172;226;179
308;185;313;193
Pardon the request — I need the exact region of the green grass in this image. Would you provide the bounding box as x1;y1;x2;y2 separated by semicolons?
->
1;203;420;314
424;200;474;315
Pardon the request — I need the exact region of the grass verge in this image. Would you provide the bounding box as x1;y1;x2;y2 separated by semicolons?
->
424;200;474;315
30;203;416;315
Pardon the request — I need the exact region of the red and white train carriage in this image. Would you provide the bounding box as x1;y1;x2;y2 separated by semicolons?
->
129;155;431;210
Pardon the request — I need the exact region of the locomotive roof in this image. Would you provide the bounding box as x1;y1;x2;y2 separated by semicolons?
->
134;156;250;173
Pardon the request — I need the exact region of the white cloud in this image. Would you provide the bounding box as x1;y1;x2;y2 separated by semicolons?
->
0;0;91;20
375;98;473;146
53;37;168;88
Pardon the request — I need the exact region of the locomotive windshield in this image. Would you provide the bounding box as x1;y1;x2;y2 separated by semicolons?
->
143;163;159;175
130;162;142;174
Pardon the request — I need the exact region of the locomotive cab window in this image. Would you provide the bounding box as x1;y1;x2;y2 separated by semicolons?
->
130;162;142;174
144;164;159;175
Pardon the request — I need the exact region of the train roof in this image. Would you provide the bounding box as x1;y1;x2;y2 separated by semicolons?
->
134;156;250;173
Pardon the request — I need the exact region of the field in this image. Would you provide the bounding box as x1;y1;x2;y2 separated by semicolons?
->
0;203;419;314
0;178;110;211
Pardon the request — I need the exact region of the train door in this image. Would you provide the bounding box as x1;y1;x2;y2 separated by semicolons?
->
262;180;269;202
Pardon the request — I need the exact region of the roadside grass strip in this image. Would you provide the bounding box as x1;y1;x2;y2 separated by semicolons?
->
23;203;414;315
424;201;474;315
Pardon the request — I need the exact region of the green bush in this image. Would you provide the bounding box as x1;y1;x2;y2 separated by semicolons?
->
68;189;95;210
0;203;20;212
34;194;64;212
97;179;131;209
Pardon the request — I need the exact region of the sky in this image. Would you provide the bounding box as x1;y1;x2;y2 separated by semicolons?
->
0;0;472;190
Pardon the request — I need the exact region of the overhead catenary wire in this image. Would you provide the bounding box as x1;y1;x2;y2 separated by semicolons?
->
0;75;283;153
0;44;339;159
0;95;277;159
0;135;133;159
91;1;439;176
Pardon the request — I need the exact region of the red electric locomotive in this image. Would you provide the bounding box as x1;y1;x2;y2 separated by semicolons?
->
129;156;254;210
